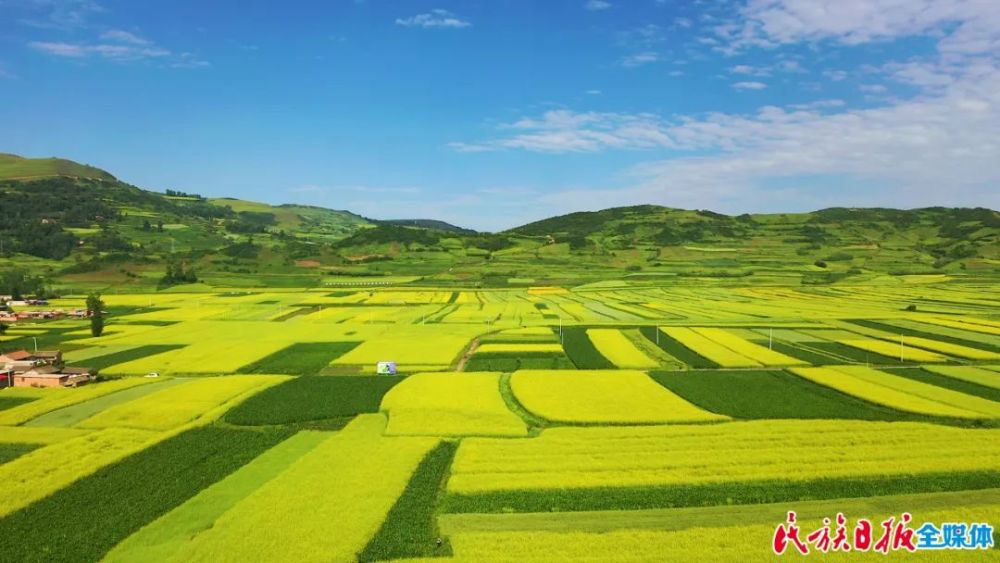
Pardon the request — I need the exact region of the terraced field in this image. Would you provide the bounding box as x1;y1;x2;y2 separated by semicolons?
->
0;280;998;560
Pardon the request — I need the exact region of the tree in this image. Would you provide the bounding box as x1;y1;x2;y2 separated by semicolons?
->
86;293;105;337
142;219;152;232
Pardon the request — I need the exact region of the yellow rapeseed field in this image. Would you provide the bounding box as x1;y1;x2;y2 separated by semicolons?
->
475;343;564;354
77;375;287;431
839;339;947;362
448;420;1000;494
0;426;89;445
381;372;528;437
882;336;1000;361
332;334;474;368
585;329;659;368
691;327;807;366
661;327;762;368
509;370;727;424
790;367;999;418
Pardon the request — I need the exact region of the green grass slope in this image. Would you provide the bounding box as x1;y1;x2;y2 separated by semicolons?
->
0;153;115;181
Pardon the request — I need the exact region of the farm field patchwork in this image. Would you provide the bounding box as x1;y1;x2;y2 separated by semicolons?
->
0;426;292;563
153;415;436;562
0;281;999;559
103;430;329;563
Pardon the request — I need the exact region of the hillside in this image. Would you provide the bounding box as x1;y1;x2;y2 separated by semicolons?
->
0;155;997;290
381;219;476;234
0;153;116;181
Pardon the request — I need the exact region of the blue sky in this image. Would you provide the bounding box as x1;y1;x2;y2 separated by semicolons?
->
1;0;998;230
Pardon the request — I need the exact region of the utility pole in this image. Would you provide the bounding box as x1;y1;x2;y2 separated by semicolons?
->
769;328;773;350
32;337;37;352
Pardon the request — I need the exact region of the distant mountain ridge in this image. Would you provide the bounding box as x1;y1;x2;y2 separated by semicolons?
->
0;154;997;288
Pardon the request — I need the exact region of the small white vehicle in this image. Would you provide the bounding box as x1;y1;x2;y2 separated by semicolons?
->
145;372;160;378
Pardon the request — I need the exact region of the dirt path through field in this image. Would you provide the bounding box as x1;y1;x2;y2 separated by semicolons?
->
455;339;480;372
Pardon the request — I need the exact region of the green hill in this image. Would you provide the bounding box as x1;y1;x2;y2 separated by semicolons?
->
0;155;997;291
0;153;116;181
381;219;476;234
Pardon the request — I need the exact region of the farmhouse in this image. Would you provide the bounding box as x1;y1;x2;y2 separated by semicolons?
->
0;350;42;373
13;366;95;388
0;349;96;388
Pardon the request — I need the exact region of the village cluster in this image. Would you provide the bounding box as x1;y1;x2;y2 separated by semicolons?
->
0;296;88;322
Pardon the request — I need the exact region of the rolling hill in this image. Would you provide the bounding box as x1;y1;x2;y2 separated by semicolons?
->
0;154;997;291
0;153;116;181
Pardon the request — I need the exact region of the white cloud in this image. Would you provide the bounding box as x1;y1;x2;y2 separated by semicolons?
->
29;39;171;61
732;80;767;90
99;29;150;45
447;0;1000;220
586;89;602;95
28;34;208;67
720;0;1000;56
16;0;104;30
28;41;87;57
859;84;888;94
479;61;1000;213
729;64;769;76
620;52;659;68
395;9;471;29
822;69;848;81
585;0;612;11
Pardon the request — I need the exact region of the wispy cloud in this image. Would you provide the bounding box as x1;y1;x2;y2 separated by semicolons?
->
822;69;848;81
584;0;612;11
0;63;17;80
99;29;149;45
732;80;767;90
395;9;471;29
729;64;770;77
16;0;104;30
715;0;1000;57
29;40;170;61
28;29;207;68
620;52;659;68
